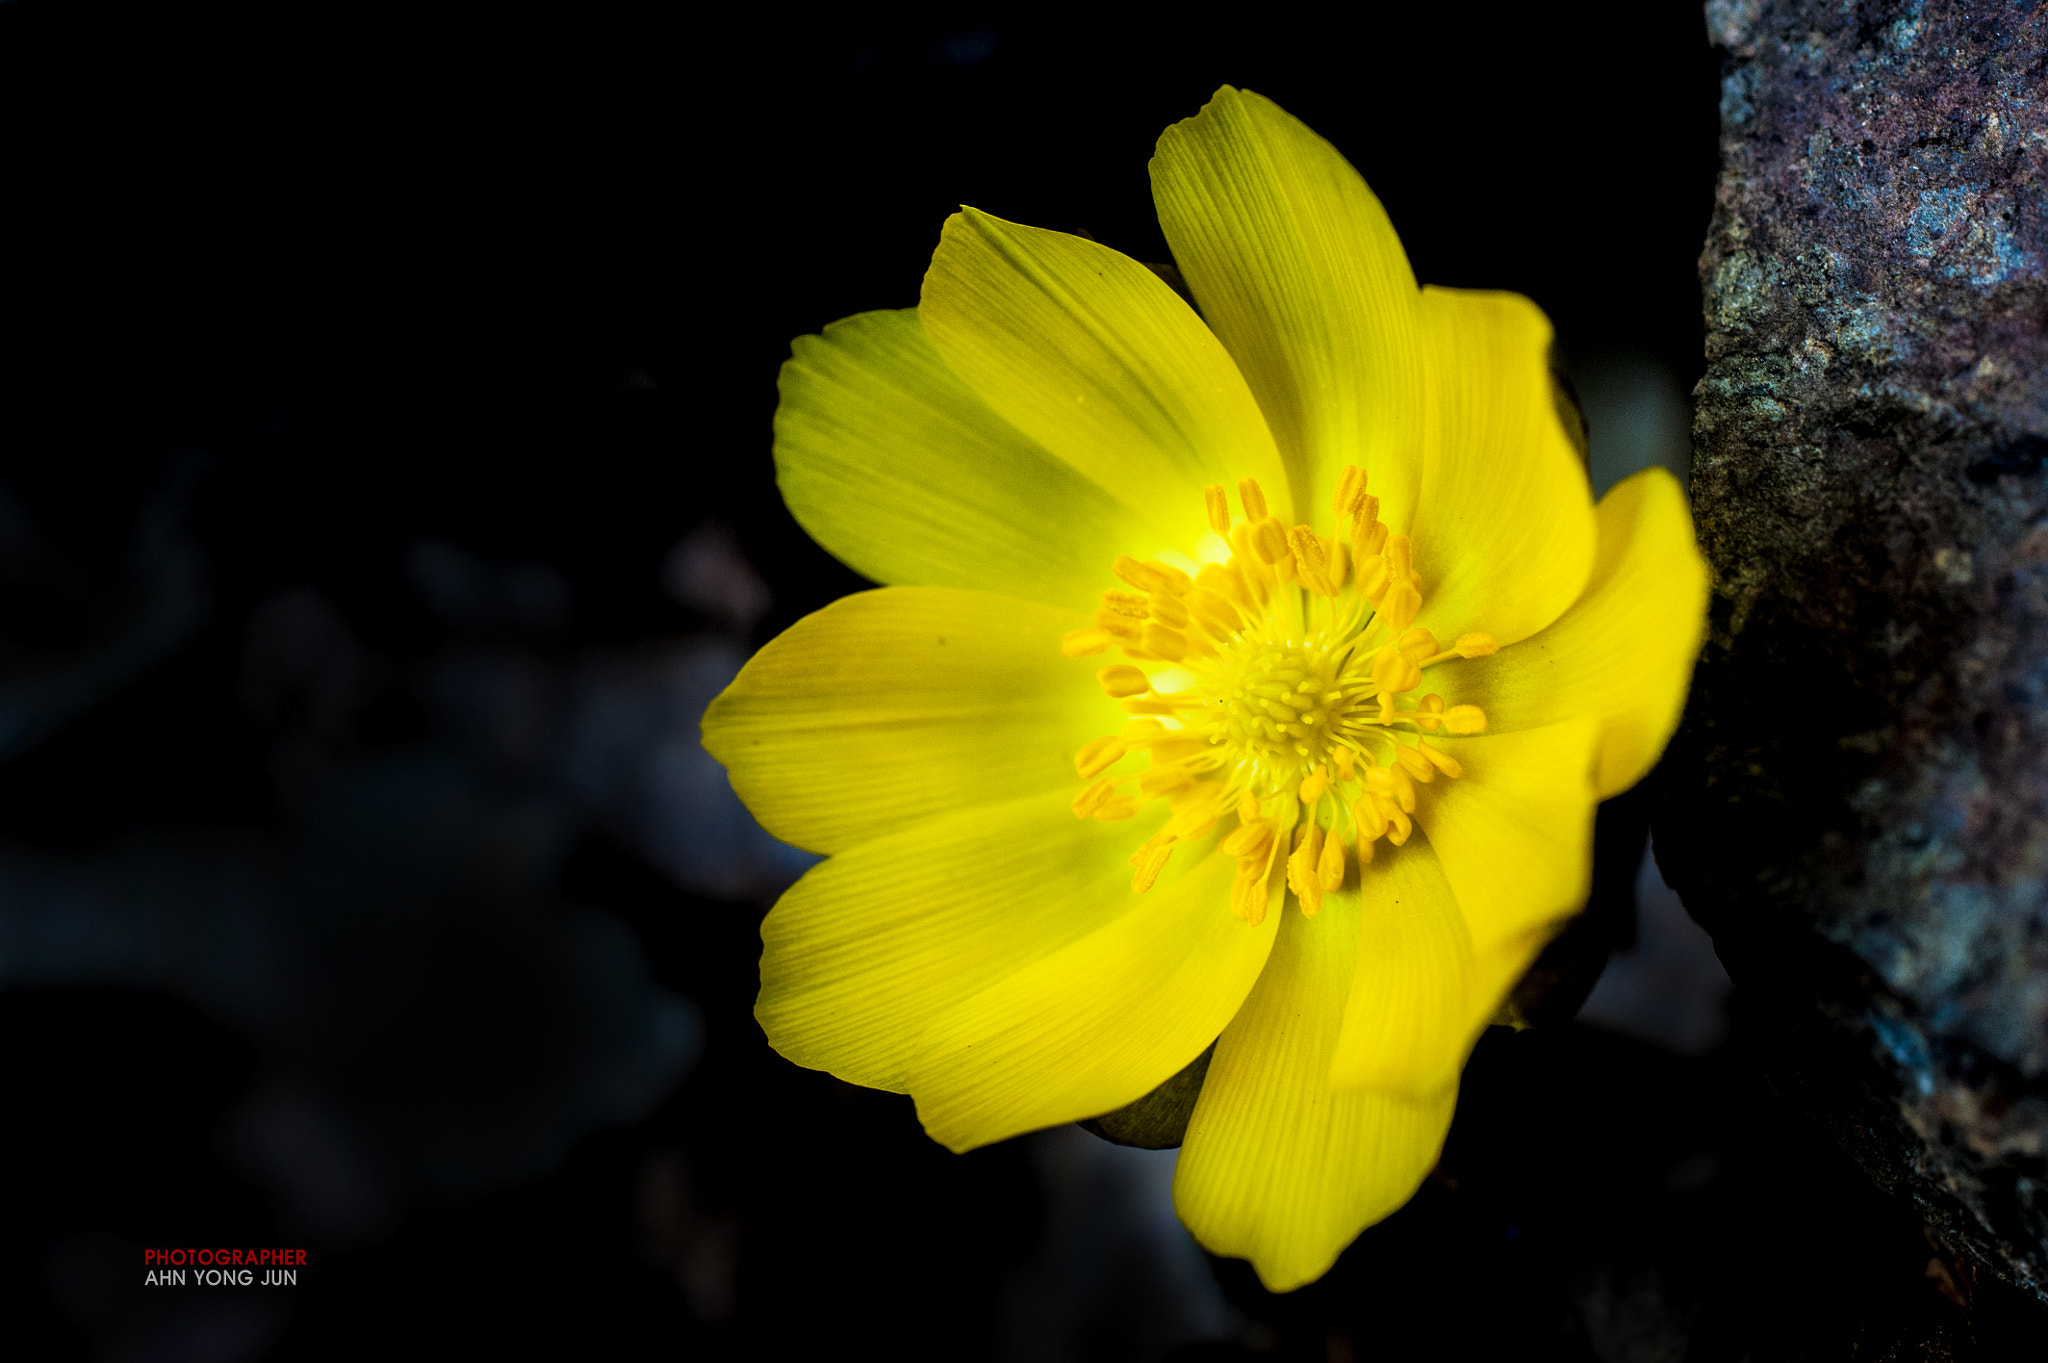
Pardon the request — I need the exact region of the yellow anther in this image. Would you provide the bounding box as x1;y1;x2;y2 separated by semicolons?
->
1250;517;1291;565
1131;839;1174;893
1091;610;1143;642
1221;818;1272;859
1185;588;1242;638
1328;538;1349;591
1367;763;1416;812
1334;464;1369;517
1399;628;1440;665
1100;588;1151;618
1238;478;1269;522
1333;747;1356;781
1455;632;1499;658
1413;694;1446;732
1071;777;1121;819
1096;664;1150;698
1385;534;1413;579
1287;821;1324;917
1120;719;1169;746
1061;628;1110;657
1120;696;1178;716
1195;562;1252;609
1371;643;1422;696
1442;704;1488;735
1354;518;1389;560
1236;792;1263;823
1394;744;1435;783
1113;556;1190;596
1381;797;1413;845
1140;623;1189;662
1095;798;1140;821
1351;796;1387;843
1417;740;1463;778
1317;824;1347;891
1353;823;1376;864
1356;553;1389;601
1147;736;1209;764
1148;592;1190;627
1299;763;1330;804
1288;525;1339;596
1204;484;1232;535
1139;764;1195;798
1074;735;1128;779
1382;579;1422;631
1230;859;1270;925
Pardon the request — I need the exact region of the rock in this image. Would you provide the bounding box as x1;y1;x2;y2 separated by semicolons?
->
1656;0;2048;1305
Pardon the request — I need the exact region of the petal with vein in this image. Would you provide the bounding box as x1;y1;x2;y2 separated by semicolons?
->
920;208;1290;536
1175;892;1456;1293
1448;467;1708;797
1422;719;1600;953
776;309;1161;612
1409;287;1596;648
1328;830;1475;1096
1150;86;1423;532
757;787;1152;1093
701;587;1103;855
909;845;1276;1152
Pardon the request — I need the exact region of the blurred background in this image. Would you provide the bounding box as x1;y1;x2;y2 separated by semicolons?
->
3;3;2003;1360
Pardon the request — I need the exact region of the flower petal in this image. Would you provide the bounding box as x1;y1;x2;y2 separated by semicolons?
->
1150;86;1424;532
1327;830;1475;1096
1451;468;1708;797
776;308;1160;612
920;207;1291;538
1420;719;1600;953
701;587;1103;855
908;845;1279;1152
1174;893;1457;1292
1410;287;1596;648
757;787;1153;1093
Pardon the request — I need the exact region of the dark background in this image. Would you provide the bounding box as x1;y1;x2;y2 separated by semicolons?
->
9;4;2029;1360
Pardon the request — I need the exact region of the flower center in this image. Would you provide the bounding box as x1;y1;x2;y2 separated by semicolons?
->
1059;468;1495;924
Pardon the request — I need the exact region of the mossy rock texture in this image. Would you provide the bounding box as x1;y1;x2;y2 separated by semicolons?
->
1657;0;2048;1304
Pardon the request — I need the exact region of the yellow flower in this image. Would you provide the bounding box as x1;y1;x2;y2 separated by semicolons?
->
703;86;1707;1290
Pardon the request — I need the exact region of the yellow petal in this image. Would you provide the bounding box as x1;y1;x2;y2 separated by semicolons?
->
1150;86;1423;534
1421;719;1600;953
757;788;1154;1093
919;207;1291;542
776;309;1168;612
1452;468;1708;797
1327;830;1477;1097
701;587;1103;854
908;844;1278;1152
1174;892;1456;1292
1409;287;1596;649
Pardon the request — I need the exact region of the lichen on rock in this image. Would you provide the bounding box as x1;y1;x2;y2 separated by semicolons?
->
1657;0;2048;1303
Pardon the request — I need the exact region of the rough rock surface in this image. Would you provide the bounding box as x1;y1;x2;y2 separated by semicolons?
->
1657;0;2048;1303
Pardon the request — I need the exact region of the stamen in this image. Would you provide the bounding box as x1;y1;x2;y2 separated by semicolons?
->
1061;628;1110;657
1096;664;1150;698
1066;472;1501;922
1074;735;1127;779
1334;464;1368;517
1441;705;1488;735
1113;556;1191;596
1131;838;1174;893
1317;824;1346;891
1238;478;1269;522
1204;484;1232;535
1455;633;1499;658
1416;740;1463;778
